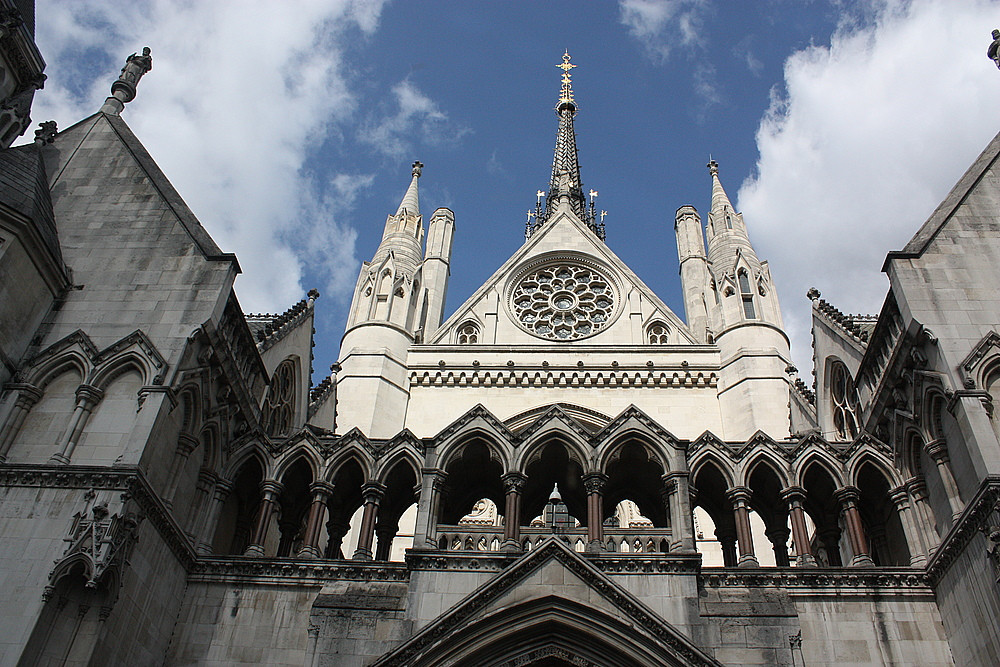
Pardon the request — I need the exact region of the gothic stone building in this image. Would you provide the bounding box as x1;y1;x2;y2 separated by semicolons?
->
2;8;1000;666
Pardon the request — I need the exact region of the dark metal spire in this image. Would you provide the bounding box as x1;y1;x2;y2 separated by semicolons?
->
528;51;604;241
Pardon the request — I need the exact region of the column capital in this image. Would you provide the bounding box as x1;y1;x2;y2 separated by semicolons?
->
7;383;42;407
662;470;691;483
260;479;284;499
361;481;387;503
834;485;861;506
177;432;200;456
196;468;217;488
582;472;608;494
887;485;911;508
502;471;528;493
75;384;104;407
780;486;807;505
726;486;752;506
309;480;336;499
213;478;234;501
904;475;928;499
924;438;949;462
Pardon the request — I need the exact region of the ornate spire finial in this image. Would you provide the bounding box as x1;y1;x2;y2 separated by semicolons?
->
556;50;577;109
101;47;153;115
412;160;423;177
707;159;719;177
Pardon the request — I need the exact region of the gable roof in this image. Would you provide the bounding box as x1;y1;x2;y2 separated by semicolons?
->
885;128;1000;267
42;112;238;269
376;537;719;666
429;206;696;344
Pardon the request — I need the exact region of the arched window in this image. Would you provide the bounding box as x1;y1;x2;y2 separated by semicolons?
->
738;271;755;319
261;359;295;437
457;322;479;344
646;321;670;344
725;210;733;229
830;361;860;440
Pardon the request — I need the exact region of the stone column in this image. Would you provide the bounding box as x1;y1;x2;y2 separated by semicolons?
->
324;518;353;559
818;526;843;566
244;480;283;557
583;473;608;553
374;520;400;561
184;469;216;542
924;439;964;521
413;468;447;549
716;528;738;567
664;471;696;552
164;433;199;508
353;482;386;560
835;486;874;567
781;486;817;567
0;383;42;461
196;478;232;555
500;472;527;552
766;526;791;567
905;476;939;555
889;485;926;566
727;487;759;567
49;385;103;464
298;481;335;558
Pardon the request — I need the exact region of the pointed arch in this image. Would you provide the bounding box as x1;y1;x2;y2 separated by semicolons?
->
324;446;375;484
25;350;90;390
375;448;422;485
848;451;901;490
274;444;321;481
689;452;735;489
221;441;270;482
437;429;509;473
792;451;843;489
515;427;592;474
740;451;788;489
90;351;154;389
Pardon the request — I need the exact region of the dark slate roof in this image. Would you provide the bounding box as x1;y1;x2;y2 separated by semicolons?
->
0;143;62;266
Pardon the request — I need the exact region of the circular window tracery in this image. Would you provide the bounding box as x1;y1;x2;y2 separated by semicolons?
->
510;261;617;340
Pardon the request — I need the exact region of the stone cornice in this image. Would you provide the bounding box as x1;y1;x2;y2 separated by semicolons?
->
410;367;718;389
189;557;409;585
925;475;1000;584
701;567;931;592
0;464;197;569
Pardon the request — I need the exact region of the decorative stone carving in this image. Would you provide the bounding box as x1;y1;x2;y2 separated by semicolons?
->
510;261;617;340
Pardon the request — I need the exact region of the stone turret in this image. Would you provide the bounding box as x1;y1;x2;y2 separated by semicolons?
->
700;160;791;439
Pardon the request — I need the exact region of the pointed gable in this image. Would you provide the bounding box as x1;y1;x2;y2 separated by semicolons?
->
430;208;696;346
377;538;719;666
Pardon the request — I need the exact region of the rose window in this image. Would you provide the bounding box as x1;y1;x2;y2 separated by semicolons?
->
511;263;617;340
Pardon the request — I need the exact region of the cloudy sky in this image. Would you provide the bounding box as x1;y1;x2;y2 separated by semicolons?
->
31;0;1000;380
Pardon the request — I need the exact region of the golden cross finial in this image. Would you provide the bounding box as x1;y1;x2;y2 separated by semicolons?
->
557;50;576;106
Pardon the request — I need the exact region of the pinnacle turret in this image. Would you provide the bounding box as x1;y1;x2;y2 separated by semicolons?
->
396;160;422;216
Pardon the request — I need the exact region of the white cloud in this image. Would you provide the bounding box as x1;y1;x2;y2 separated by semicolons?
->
737;0;1000;375
359;78;468;158
619;0;708;60
619;0;719;109
32;0;389;312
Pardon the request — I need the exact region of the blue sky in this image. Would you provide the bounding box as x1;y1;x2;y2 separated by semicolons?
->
32;0;1000;380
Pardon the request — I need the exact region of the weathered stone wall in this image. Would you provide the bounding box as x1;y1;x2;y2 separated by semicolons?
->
165;581;319;666
934;532;1000;666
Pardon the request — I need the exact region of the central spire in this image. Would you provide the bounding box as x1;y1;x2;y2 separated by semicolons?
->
545;51;586;221
529;51;603;240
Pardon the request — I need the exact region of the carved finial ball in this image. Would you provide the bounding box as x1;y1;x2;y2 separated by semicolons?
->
412;161;423;177
807;287;821;300
307;288;320;301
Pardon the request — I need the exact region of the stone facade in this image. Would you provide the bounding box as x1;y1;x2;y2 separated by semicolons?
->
1;10;999;665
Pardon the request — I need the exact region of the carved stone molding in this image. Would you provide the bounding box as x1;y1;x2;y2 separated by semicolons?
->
701;568;930;590
189;557;410;584
926;475;1000;584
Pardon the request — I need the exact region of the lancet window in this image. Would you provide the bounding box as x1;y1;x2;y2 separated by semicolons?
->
830;360;860;440
261;359;296;437
457;322;480;344
738;270;756;319
646;321;670;344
